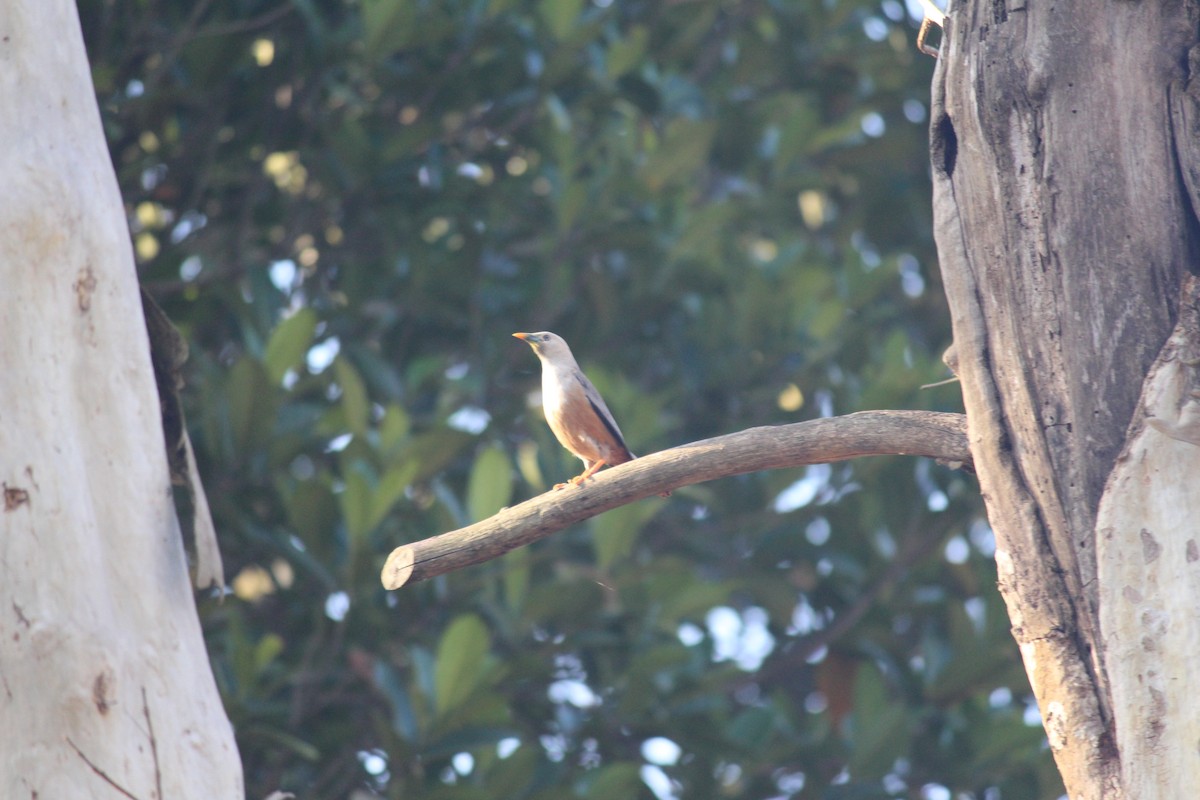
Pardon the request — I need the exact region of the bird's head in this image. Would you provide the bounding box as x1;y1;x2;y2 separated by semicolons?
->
513;331;573;363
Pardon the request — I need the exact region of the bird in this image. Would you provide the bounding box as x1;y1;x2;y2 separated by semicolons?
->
513;331;636;490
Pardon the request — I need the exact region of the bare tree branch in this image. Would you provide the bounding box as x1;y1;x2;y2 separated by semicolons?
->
381;410;970;590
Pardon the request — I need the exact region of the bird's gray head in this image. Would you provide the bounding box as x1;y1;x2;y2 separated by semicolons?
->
513;331;574;363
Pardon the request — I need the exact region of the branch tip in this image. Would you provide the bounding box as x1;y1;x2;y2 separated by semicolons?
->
382;546;416;590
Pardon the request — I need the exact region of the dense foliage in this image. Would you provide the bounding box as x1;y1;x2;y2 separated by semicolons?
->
80;0;1062;797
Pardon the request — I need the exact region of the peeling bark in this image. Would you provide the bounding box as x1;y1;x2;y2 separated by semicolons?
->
1097;276;1200;794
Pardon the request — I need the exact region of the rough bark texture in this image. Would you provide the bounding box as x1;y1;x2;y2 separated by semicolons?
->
930;1;1200;796
0;3;244;796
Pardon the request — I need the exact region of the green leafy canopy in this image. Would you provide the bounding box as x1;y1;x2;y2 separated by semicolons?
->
81;0;1060;797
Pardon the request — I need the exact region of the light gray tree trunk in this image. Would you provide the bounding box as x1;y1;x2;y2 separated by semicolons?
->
930;1;1200;796
0;2;244;796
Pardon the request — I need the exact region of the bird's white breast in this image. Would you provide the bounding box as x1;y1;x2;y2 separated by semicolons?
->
540;361;570;418
538;359;606;463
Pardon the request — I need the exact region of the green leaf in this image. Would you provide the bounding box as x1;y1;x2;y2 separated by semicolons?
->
424;725;519;758
592;497;662;571
725;706;776;751
279;477;338;553
640;118;716;190
545;94;574;136
487;744;539;797
607;25;648;78
657;579;737;626
253;633;284;672
366;461;419;532
263;308;318;386
671;203;734;266
362;0;415;61
538;0;582;39
340;464;372;542
578;762;642;797
806;110;874;154
809;294;846;339
371;659;419;741
556;179;587;232
405;428;476;482
226;611;255;696
379;402;411;457
848;663;909;776
227;356;274;455
467;445;513;521
503;546;530;612
334;357;370;436
487;0;520;15
524;579;605;628
435;614;490;717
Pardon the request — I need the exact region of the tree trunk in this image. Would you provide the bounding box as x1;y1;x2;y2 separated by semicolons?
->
930;1;1200;796
0;3;244;796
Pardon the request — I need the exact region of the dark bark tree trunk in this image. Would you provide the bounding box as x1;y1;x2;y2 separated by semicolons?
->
930;1;1200;796
0;3;243;795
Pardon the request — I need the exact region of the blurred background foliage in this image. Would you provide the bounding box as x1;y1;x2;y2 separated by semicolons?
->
79;0;1062;797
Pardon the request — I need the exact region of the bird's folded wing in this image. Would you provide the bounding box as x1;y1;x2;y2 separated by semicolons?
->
575;374;634;460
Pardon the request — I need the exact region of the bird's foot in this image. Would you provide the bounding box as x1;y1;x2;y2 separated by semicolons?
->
555;460;606;490
553;474;590;490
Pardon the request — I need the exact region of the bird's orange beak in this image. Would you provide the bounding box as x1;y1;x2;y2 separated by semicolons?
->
512;332;530;341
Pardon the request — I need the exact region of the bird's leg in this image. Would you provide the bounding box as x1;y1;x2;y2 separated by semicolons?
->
551;459;672;497
554;459;608;490
573;459;607;484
